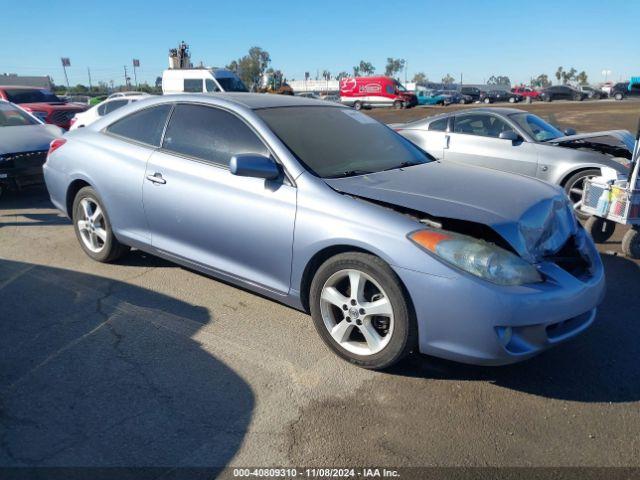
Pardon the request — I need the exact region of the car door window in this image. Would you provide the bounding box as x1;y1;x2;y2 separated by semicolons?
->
162;104;269;167
105;104;172;147
97;103;108;115
103;99;127;115
184;79;203;92
453;114;511;138
428;118;448;131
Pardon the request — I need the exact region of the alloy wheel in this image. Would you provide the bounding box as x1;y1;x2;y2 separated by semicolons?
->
319;269;394;356
567;174;597;216
76;197;107;253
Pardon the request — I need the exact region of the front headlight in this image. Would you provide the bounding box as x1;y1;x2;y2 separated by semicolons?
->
409;229;543;286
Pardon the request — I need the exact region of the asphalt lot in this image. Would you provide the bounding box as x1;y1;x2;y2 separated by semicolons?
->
1;100;640;474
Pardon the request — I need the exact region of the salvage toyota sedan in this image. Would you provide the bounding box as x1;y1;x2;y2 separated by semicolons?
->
44;94;605;369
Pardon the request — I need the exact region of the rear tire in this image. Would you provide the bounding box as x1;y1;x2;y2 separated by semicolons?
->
353;101;363;111
72;186;130;263
483;97;491;104
309;252;417;370
585;216;616;243
508;96;516;103
393;100;403;110
614;93;624;101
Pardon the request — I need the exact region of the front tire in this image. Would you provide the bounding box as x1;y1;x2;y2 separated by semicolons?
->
508;96;516;103
564;169;600;220
614;93;624;101
72;186;130;263
483;97;491;104
393;100;403;110
353;101;363;111
309;252;417;370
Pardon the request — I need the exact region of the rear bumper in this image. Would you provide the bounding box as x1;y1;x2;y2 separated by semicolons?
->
394;249;606;366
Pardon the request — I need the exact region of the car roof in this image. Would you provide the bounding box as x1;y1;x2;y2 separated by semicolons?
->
169;92;345;110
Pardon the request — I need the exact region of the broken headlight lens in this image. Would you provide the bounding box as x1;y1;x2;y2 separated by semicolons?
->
409;229;543;286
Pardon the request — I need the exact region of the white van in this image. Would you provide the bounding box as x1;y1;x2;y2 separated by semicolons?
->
162;68;248;94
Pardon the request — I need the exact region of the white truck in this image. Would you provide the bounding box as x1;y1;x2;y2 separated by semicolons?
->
161;68;248;94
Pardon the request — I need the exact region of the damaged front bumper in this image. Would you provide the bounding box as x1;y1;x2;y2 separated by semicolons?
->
393;227;606;366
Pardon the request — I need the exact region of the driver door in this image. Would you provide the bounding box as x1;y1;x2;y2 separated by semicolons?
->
142;103;296;294
444;113;539;177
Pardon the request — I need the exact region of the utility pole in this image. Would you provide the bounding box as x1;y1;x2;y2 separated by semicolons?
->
132;59;140;88
87;67;92;92
123;65;130;88
460;73;463;89
61;57;71;89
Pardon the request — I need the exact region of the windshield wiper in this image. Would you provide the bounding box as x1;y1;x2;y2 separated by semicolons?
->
326;169;374;178
382;161;420;172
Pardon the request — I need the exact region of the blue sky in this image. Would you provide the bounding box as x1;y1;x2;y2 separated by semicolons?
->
2;0;638;87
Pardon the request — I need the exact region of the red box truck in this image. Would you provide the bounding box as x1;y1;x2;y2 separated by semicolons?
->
339;76;417;110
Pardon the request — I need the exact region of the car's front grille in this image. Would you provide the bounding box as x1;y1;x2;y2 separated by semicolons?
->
50;110;79;124
1;150;48;169
544;236;591;279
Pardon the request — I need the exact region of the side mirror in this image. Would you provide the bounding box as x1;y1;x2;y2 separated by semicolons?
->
499;130;519;142
564;128;577;136
230;154;280;180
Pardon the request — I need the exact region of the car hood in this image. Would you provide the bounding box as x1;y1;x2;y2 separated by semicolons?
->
545;130;635;155
324;161;577;262
0;125;60;155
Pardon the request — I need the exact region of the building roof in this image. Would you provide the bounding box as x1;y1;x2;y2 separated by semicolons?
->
0;74;53;89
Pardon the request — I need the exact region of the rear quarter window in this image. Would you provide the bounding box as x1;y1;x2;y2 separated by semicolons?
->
105;104;172;147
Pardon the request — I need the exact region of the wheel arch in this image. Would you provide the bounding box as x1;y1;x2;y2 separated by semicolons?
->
65;178;92;217
298;244;415;315
559;165;602;187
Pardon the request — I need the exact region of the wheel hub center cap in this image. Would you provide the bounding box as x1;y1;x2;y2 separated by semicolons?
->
349;307;360;319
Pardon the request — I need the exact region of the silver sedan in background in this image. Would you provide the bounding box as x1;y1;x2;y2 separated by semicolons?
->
394;108;633;218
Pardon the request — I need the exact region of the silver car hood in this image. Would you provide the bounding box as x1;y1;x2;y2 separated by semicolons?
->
325;161;577;262
546;130;635;153
0;125;60;155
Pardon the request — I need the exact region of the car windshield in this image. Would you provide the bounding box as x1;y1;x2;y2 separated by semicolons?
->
257;106;432;178
509;112;564;142
216;77;249;92
4;89;62;104
0;102;40;126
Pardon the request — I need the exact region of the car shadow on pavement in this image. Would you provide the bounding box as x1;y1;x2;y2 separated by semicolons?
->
0;259;254;477
390;253;640;403
0;187;68;228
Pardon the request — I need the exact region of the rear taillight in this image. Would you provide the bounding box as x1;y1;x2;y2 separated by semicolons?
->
70;117;77;126
48;138;67;157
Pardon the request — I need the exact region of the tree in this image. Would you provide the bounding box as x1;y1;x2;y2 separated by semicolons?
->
487;75;511;87
576;71;589;85
227;46;271;91
412;72;427;84
321;70;331;80
531;74;551;88
555;66;577;84
336;71;350;81
357;60;375;76
384;58;405;78
441;73;455;85
352;65;361;77
555;67;564;83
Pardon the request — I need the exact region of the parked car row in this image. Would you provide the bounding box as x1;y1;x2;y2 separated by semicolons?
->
35;94;616;370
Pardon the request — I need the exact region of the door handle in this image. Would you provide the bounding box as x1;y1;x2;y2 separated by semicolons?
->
444;135;450;149
146;172;166;184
